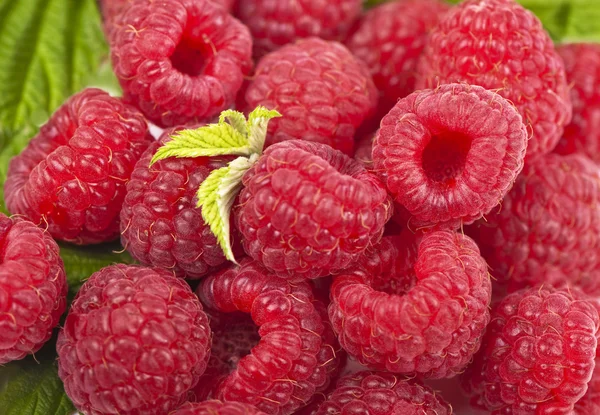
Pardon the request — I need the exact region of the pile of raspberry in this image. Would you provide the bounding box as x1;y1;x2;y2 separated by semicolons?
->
2;0;600;414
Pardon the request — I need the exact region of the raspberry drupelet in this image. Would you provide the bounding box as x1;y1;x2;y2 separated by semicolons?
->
329;230;492;378
0;214;67;364
243;38;377;155
56;264;211;415
236;0;362;58
417;0;572;160
313;371;453;414
468;153;600;294
236;140;392;281
372;83;528;230
463;285;599;414
110;0;252;127
120;129;235;279
196;259;341;414
171;400;266;415
4;88;152;245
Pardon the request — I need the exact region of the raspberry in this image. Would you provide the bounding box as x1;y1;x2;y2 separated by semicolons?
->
329;230;492;378
416;0;572;160
243;38;378;155
353;133;374;171
372;83;528;230
56;264;211;415
171;401;266;415
0;214;66;364
468;153;600;294
575;362;600;414
4;88;152;245
314;371;452;414
554;43;600;162
346;0;450;116
196;259;339;414
110;0;252;128
235;140;391;281
235;0;362;58
120;130;235;279
462;286;599;414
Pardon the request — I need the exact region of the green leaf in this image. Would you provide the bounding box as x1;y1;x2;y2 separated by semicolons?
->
60;242;135;296
151;123;252;164
219;110;248;137
246;106;282;154
0;360;75;415
197;155;258;263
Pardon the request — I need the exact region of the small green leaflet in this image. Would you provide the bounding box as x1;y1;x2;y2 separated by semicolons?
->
152;107;281;263
0;360;75;415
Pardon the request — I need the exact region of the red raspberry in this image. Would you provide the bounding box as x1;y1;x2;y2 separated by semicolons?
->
172;401;266;415
554;43;600;162
353;133;374;171
102;0;235;23
235;140;391;281
243;38;378;155
372;83;528;230
56;264;211;415
110;0;252;128
120;130;234;279
196;259;339;414
236;0;362;58
4;88;152;245
416;0;572;160
0;214;66;364
346;0;450;116
462;286;599;414
575;362;600;414
329;230;492;378
468;153;600;294
314;371;452;414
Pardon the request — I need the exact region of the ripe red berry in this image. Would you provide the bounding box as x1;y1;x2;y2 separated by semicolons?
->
417;0;572;160
372;83;528;230
110;0;252;127
120;130;235;279
171;400;266;415
4;88;152;245
243;38;378;155
57;264;211;415
463;286;599;414
0;214;66;364
575;362;600;414
554;43;600;162
196;259;340;414
346;0;450;115
236;0;362;58
329;230;492;378
468;153;600;294
236;140;391;281
313;371;452;414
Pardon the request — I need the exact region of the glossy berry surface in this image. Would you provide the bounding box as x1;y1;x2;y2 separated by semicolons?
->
0;214;66;364
314;371;453;415
56;264;211;415
469;153;600;294
171;400;266;415
417;0;572;160
4;88;152;245
110;0;252;127
243;38;377;155
236;140;391;281
329;230;492;378
554;43;600;162
196;259;339;415
236;0;362;58
463;286;599;414
372;83;528;230
121;132;232;279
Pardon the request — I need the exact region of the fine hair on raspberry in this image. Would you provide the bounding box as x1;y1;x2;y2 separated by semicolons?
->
372;83;528;230
0;214;67;364
56;264;211;415
236;139;392;281
329;229;492;378
110;0;253;127
4;88;152;245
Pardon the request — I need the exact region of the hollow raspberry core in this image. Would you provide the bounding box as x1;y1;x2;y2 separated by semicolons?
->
210;313;260;375
422;131;473;186
170;38;209;77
